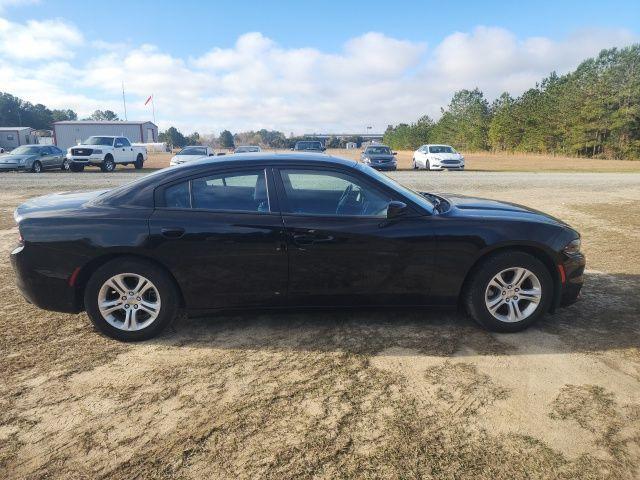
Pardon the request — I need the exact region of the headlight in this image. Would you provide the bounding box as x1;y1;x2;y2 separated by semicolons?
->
363;157;371;163
563;238;581;255
93;149;103;154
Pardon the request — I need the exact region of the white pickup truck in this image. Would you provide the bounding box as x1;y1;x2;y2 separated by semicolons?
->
66;136;147;172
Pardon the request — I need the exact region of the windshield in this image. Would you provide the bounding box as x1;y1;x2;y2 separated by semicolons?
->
84;136;114;146
295;141;322;150
358;164;435;213
365;146;391;155
178;147;207;156
10;146;41;155
429;145;456;154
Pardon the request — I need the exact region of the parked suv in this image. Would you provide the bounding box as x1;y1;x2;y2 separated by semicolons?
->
67;136;147;172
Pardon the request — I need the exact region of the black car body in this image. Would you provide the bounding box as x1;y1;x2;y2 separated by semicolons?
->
11;153;585;340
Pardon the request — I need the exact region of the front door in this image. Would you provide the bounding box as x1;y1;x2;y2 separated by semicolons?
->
275;166;435;306
148;167;288;311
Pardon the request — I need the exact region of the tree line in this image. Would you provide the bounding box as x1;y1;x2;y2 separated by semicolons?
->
384;44;640;159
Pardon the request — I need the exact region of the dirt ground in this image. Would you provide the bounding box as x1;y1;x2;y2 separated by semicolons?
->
146;150;640;173
1;167;639;479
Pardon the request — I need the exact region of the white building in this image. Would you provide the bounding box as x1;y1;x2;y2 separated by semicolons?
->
53;121;158;151
0;127;35;151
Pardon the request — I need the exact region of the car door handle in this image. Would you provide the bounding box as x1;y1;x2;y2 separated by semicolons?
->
161;227;185;239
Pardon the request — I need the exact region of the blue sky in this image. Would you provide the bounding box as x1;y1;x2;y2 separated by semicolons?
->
1;0;639;134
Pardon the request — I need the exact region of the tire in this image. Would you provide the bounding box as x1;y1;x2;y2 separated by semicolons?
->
84;257;180;341
101;155;115;172
31;160;42;173
61;159;70;171
464;251;553;332
426;160;431;171
412;159;418;170
70;163;84;172
134;154;144;169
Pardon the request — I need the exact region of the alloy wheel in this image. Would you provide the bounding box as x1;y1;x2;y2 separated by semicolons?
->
98;273;161;331
484;267;542;323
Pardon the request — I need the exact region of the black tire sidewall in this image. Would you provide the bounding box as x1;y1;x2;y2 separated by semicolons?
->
84;258;179;341
134;155;143;169
101;156;115;172
466;251;553;332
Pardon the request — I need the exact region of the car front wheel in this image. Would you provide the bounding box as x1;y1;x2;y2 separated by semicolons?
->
61;159;70;171
465;251;553;332
101;155;115;172
84;258;179;341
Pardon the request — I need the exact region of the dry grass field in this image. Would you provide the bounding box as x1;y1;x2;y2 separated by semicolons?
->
1;167;639;479
146;150;640;173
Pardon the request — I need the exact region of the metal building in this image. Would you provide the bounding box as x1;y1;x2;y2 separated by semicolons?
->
0;127;35;151
53;121;158;151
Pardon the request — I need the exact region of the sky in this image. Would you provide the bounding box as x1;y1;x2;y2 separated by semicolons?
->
0;0;639;135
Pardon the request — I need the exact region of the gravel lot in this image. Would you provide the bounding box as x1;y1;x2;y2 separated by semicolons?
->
1;168;639;479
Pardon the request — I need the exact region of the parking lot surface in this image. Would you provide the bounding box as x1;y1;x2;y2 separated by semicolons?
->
1;169;639;479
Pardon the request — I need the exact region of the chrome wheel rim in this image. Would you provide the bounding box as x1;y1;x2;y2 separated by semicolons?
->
34;162;41;172
62;159;70;170
98;273;161;331
485;267;542;323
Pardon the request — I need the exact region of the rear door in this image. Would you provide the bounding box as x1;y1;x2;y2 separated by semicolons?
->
114;137;135;163
275;166;435;306
149;166;288;311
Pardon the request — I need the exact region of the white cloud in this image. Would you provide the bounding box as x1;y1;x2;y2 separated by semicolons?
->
0;16;637;134
0;17;82;60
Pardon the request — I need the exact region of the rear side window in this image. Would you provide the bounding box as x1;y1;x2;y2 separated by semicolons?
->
162;169;269;213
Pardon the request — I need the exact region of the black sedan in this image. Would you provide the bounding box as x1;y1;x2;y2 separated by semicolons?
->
11;153;585;341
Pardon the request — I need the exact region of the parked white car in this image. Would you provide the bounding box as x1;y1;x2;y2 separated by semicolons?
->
67;136;147;172
169;146;215;166
412;144;464;171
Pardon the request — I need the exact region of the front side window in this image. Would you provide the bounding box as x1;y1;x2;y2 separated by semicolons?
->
280;168;391;217
163;169;269;213
119;138;131;147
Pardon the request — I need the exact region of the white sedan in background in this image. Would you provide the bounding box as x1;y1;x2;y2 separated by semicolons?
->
412;144;465;171
169;146;215;166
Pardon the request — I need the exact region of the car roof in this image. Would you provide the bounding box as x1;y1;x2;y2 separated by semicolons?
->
365;144;390;148
177;152;355;170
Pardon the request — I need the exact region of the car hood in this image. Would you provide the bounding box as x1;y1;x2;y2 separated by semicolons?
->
170;155;205;163
365;154;395;161
437;193;571;227
15;189;109;221
428;153;463;161
0;154;35;163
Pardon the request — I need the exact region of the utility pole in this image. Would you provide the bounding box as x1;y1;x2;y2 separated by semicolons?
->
122;81;128;121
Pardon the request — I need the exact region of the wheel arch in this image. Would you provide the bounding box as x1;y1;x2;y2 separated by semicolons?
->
458;243;562;312
74;253;186;310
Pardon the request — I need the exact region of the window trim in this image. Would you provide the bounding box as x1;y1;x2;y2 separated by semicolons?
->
274;165;409;219
154;166;279;215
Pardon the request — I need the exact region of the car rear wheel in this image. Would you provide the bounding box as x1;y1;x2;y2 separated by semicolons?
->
134;154;144;169
101;155;115;172
84;258;179;341
464;251;552;332
31;160;42;173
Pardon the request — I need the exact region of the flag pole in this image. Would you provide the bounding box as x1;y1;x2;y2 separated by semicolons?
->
122;81;128;121
151;94;156;124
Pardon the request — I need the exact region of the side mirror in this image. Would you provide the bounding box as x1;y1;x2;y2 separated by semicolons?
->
387;201;408;219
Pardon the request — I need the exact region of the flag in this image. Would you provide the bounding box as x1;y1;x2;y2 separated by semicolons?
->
144;95;153;106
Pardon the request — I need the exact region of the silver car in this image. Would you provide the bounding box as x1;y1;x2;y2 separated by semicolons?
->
0;145;69;173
